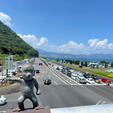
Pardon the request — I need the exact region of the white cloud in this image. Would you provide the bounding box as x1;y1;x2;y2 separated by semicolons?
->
88;39;99;47
107;43;113;49
87;39;113;54
95;39;108;48
18;34;48;48
59;41;85;54
0;12;12;26
37;37;48;46
18;34;113;54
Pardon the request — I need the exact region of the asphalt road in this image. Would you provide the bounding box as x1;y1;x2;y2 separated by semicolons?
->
0;58;113;112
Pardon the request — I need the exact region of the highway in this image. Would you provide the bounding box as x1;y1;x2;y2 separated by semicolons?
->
0;58;113;112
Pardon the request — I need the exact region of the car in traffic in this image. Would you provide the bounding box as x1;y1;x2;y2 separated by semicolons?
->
44;79;52;85
11;70;17;75
0;95;7;106
36;69;40;73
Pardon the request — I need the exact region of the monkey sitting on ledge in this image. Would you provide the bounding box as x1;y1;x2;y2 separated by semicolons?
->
7;64;39;110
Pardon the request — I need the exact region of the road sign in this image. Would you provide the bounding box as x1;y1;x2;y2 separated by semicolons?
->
4;56;13;70
5;57;9;70
9;56;13;69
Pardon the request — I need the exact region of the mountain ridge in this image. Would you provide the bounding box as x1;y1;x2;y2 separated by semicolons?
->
0;21;39;58
38;49;113;62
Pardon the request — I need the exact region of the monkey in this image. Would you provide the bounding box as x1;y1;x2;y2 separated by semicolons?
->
7;64;39;110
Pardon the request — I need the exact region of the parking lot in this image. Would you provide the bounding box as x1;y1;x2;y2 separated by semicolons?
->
46;61;112;86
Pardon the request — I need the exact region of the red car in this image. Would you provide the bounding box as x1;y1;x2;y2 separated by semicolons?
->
39;63;43;66
61;70;66;74
101;77;111;83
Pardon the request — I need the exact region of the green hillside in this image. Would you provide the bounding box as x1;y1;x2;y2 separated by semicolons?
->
0;21;39;60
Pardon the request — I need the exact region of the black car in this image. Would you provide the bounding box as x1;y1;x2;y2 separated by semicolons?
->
44;79;51;85
36;70;40;73
56;67;60;70
83;72;91;78
67;71;72;77
92;74;99;80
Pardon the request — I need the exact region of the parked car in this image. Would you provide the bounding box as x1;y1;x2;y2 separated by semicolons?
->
105;70;113;73
79;78;87;84
44;79;52;85
67;71;72;77
83;72;91;78
71;76;79;81
78;73;85;79
70;69;74;73
48;62;51;65
101;78;111;83
61;69;66;74
95;79;101;84
39;63;43;66
0;95;7;106
79;65;83;68
86;78;95;84
56;67;60;71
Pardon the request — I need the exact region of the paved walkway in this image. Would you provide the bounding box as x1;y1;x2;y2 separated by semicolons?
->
0;83;20;95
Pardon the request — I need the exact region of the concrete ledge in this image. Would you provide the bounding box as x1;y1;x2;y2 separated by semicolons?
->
51;104;113;113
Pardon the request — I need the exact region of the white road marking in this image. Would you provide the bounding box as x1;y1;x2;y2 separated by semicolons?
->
54;81;58;85
0;111;6;113
96;100;106;105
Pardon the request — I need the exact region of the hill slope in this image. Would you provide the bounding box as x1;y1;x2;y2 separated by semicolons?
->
0;21;39;58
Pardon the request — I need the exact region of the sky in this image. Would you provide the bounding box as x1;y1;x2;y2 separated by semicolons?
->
0;0;113;54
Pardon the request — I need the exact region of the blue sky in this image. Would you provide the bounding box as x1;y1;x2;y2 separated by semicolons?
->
0;0;113;54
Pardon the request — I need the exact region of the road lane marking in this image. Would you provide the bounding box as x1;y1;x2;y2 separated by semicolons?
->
96;100;106;105
50;69;69;85
0;111;6;113
54;81;58;85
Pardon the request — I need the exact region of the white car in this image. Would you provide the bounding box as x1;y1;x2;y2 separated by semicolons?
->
70;69;75;73
105;70;113;73
78;74;85;79
86;78;95;84
0;95;7;105
71;76;78;80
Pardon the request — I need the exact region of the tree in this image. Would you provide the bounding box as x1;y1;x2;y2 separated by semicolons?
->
100;60;109;68
111;62;113;67
84;61;88;67
56;58;59;62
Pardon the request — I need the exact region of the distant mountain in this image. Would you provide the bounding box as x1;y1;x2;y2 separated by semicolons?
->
38;49;113;62
0;21;39;57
